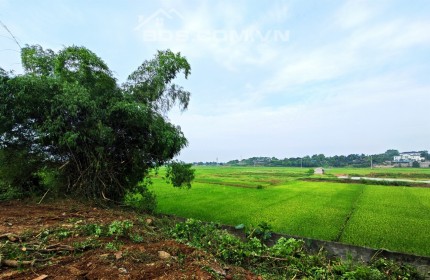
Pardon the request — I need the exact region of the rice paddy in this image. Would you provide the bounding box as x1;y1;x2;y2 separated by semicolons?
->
149;166;430;256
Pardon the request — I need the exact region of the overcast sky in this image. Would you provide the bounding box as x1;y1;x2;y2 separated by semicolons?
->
1;0;429;162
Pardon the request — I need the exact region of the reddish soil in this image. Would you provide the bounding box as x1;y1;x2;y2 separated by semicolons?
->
0;200;258;279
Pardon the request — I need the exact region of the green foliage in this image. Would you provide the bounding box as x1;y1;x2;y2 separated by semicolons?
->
306;168;314;175
0;227;104;268
412;161;420;168
129;233;144;243
341;267;384;279
171;219;423;279
1;240;30;261
82;223;103;237
108;220;133;239
124;180;157;213
105;241;122;251
171;219;264;265
0;183;22;201
246;222;273;242
165;161;195;188
0;45;194;202
227;149;402;168
0;149;44;198
371;258;421;279
79;220;133;239
56;229;72;240
269;237;304;257
72;238;102;251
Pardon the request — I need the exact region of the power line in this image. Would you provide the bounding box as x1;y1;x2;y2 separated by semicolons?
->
0;19;22;49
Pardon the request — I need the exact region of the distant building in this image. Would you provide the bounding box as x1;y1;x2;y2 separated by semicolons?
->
314;167;324;175
393;152;424;163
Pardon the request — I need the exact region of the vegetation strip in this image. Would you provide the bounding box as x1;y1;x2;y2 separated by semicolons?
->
171;218;425;279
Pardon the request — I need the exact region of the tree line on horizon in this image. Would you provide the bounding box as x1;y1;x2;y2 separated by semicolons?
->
194;150;430;168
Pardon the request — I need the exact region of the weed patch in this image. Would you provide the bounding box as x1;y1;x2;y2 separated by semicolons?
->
171;219;424;279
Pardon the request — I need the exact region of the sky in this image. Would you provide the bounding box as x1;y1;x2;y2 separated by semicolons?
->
1;0;429;162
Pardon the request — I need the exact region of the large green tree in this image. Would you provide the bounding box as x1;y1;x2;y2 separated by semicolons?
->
0;45;194;201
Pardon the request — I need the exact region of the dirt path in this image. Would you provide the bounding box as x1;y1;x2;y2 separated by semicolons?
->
337;175;430;184
0;200;257;279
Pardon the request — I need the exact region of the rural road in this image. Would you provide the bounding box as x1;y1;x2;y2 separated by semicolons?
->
337;176;430;184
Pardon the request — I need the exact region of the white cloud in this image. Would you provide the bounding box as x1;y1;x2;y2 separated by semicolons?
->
257;13;430;101
347;19;430;52
134;2;289;71
174;72;430;161
335;1;380;29
264;47;357;92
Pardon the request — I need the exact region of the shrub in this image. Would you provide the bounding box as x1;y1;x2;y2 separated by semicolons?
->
124;181;157;213
269;237;304;257
165;161;195;189
0;183;22;201
246;221;273;242
0;148;44;198
108;220;133;238
1;45;194;202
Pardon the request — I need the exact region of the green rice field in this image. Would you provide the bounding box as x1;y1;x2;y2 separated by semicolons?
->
149;166;430;256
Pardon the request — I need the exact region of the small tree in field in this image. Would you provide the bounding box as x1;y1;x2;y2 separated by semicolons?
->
0;45;194;202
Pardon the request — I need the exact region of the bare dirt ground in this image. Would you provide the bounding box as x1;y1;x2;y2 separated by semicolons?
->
0;200;258;280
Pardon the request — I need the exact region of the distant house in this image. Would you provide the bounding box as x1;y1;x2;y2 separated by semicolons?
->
393;152;424;163
314;167;324;175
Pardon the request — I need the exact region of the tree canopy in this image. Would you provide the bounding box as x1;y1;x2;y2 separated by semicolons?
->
227;150;403;168
0;45;194;202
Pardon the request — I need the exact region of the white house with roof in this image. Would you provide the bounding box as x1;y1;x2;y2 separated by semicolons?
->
393;152;424;163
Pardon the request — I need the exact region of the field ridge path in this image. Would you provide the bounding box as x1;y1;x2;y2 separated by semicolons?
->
334;185;366;242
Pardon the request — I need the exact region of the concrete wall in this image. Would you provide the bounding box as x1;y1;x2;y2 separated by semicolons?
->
269;232;430;277
168;215;430;277
223;225;430;278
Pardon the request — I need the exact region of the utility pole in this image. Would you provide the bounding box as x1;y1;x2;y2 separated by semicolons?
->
301;158;303;168
370;155;373;169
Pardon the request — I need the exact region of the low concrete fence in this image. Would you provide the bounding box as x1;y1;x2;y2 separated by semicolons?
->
165;214;430;277
223;225;430;278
